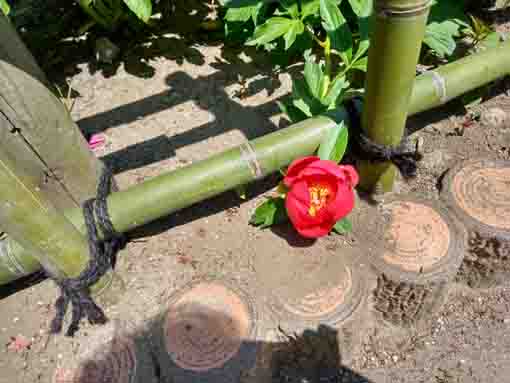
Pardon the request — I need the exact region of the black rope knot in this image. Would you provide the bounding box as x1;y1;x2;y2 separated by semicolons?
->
49;165;125;337
345;97;422;179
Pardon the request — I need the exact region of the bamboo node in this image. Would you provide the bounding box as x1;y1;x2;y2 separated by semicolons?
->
430;71;448;103
375;0;433;17
0;235;27;276
240;141;264;180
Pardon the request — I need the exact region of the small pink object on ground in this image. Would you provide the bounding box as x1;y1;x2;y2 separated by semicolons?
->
88;134;106;150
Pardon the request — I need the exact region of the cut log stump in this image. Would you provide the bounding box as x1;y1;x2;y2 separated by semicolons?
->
151;278;260;383
52;319;157;383
370;198;466;327
441;158;510;289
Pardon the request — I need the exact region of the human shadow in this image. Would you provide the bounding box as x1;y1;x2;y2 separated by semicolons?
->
53;302;375;383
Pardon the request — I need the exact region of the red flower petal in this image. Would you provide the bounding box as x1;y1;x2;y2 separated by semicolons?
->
325;183;355;222
339;165;359;187
286;180;334;230
303;161;358;186
284;156;320;187
295;221;334;238
306;160;348;179
285;181;312;226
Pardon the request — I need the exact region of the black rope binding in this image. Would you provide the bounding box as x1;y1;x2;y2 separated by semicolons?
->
344;97;422;179
49;166;125;337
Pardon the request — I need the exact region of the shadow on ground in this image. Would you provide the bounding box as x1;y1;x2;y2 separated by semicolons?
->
54;303;374;383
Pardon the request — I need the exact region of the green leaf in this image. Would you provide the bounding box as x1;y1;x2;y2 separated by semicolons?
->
281;0;300;19
250;197;288;228
0;0;10;16
348;0;372;57
225;5;258;23
293;98;314;117
251;2;267;25
247;17;295;46
320;0;352;63
350;56;368;72
123;0;152;22
292;77;324;116
301;0;320;19
317;121;348;163
332;217;353;234
303;53;325;100
322;74;348;107
423;0;469;58
423;22;459;58
277;100;309;123
347;0;372;37
283;19;305;50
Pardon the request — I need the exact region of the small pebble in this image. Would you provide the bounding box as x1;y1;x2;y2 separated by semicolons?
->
415;136;425;155
13;317;19;323
392;355;399;362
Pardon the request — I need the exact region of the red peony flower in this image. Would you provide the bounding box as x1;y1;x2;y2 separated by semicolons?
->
283;156;359;238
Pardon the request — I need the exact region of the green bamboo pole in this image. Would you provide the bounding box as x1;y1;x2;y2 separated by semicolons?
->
0;113;344;284
358;0;431;193
409;38;510;115
1;39;510;286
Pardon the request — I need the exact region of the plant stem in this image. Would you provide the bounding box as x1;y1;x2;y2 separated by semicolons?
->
322;36;332;98
307;25;326;48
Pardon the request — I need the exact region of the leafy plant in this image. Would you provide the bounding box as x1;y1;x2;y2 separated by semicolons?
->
464;14;496;48
422;0;499;59
223;0;372;124
422;0;469;58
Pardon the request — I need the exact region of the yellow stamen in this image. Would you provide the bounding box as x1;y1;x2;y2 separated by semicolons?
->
308;185;331;217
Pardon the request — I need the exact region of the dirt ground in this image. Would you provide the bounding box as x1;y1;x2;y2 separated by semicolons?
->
1;9;510;383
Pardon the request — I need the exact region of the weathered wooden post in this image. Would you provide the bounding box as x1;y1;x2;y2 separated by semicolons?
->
0;14;113;292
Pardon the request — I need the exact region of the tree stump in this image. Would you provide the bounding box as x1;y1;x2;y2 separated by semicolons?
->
441;158;510;288
53;320;157;383
370;198;466;327
151;278;260;383
249;229;369;365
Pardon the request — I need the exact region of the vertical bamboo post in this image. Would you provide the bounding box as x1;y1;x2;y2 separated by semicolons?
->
358;0;431;192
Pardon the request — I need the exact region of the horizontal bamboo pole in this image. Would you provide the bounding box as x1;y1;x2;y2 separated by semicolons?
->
0;113;344;285
1;39;510;286
409;37;510;115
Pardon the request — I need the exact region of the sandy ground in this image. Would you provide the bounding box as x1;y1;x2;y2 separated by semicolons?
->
1;18;510;383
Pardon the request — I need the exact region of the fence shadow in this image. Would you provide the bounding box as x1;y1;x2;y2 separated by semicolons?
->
54;302;375;383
